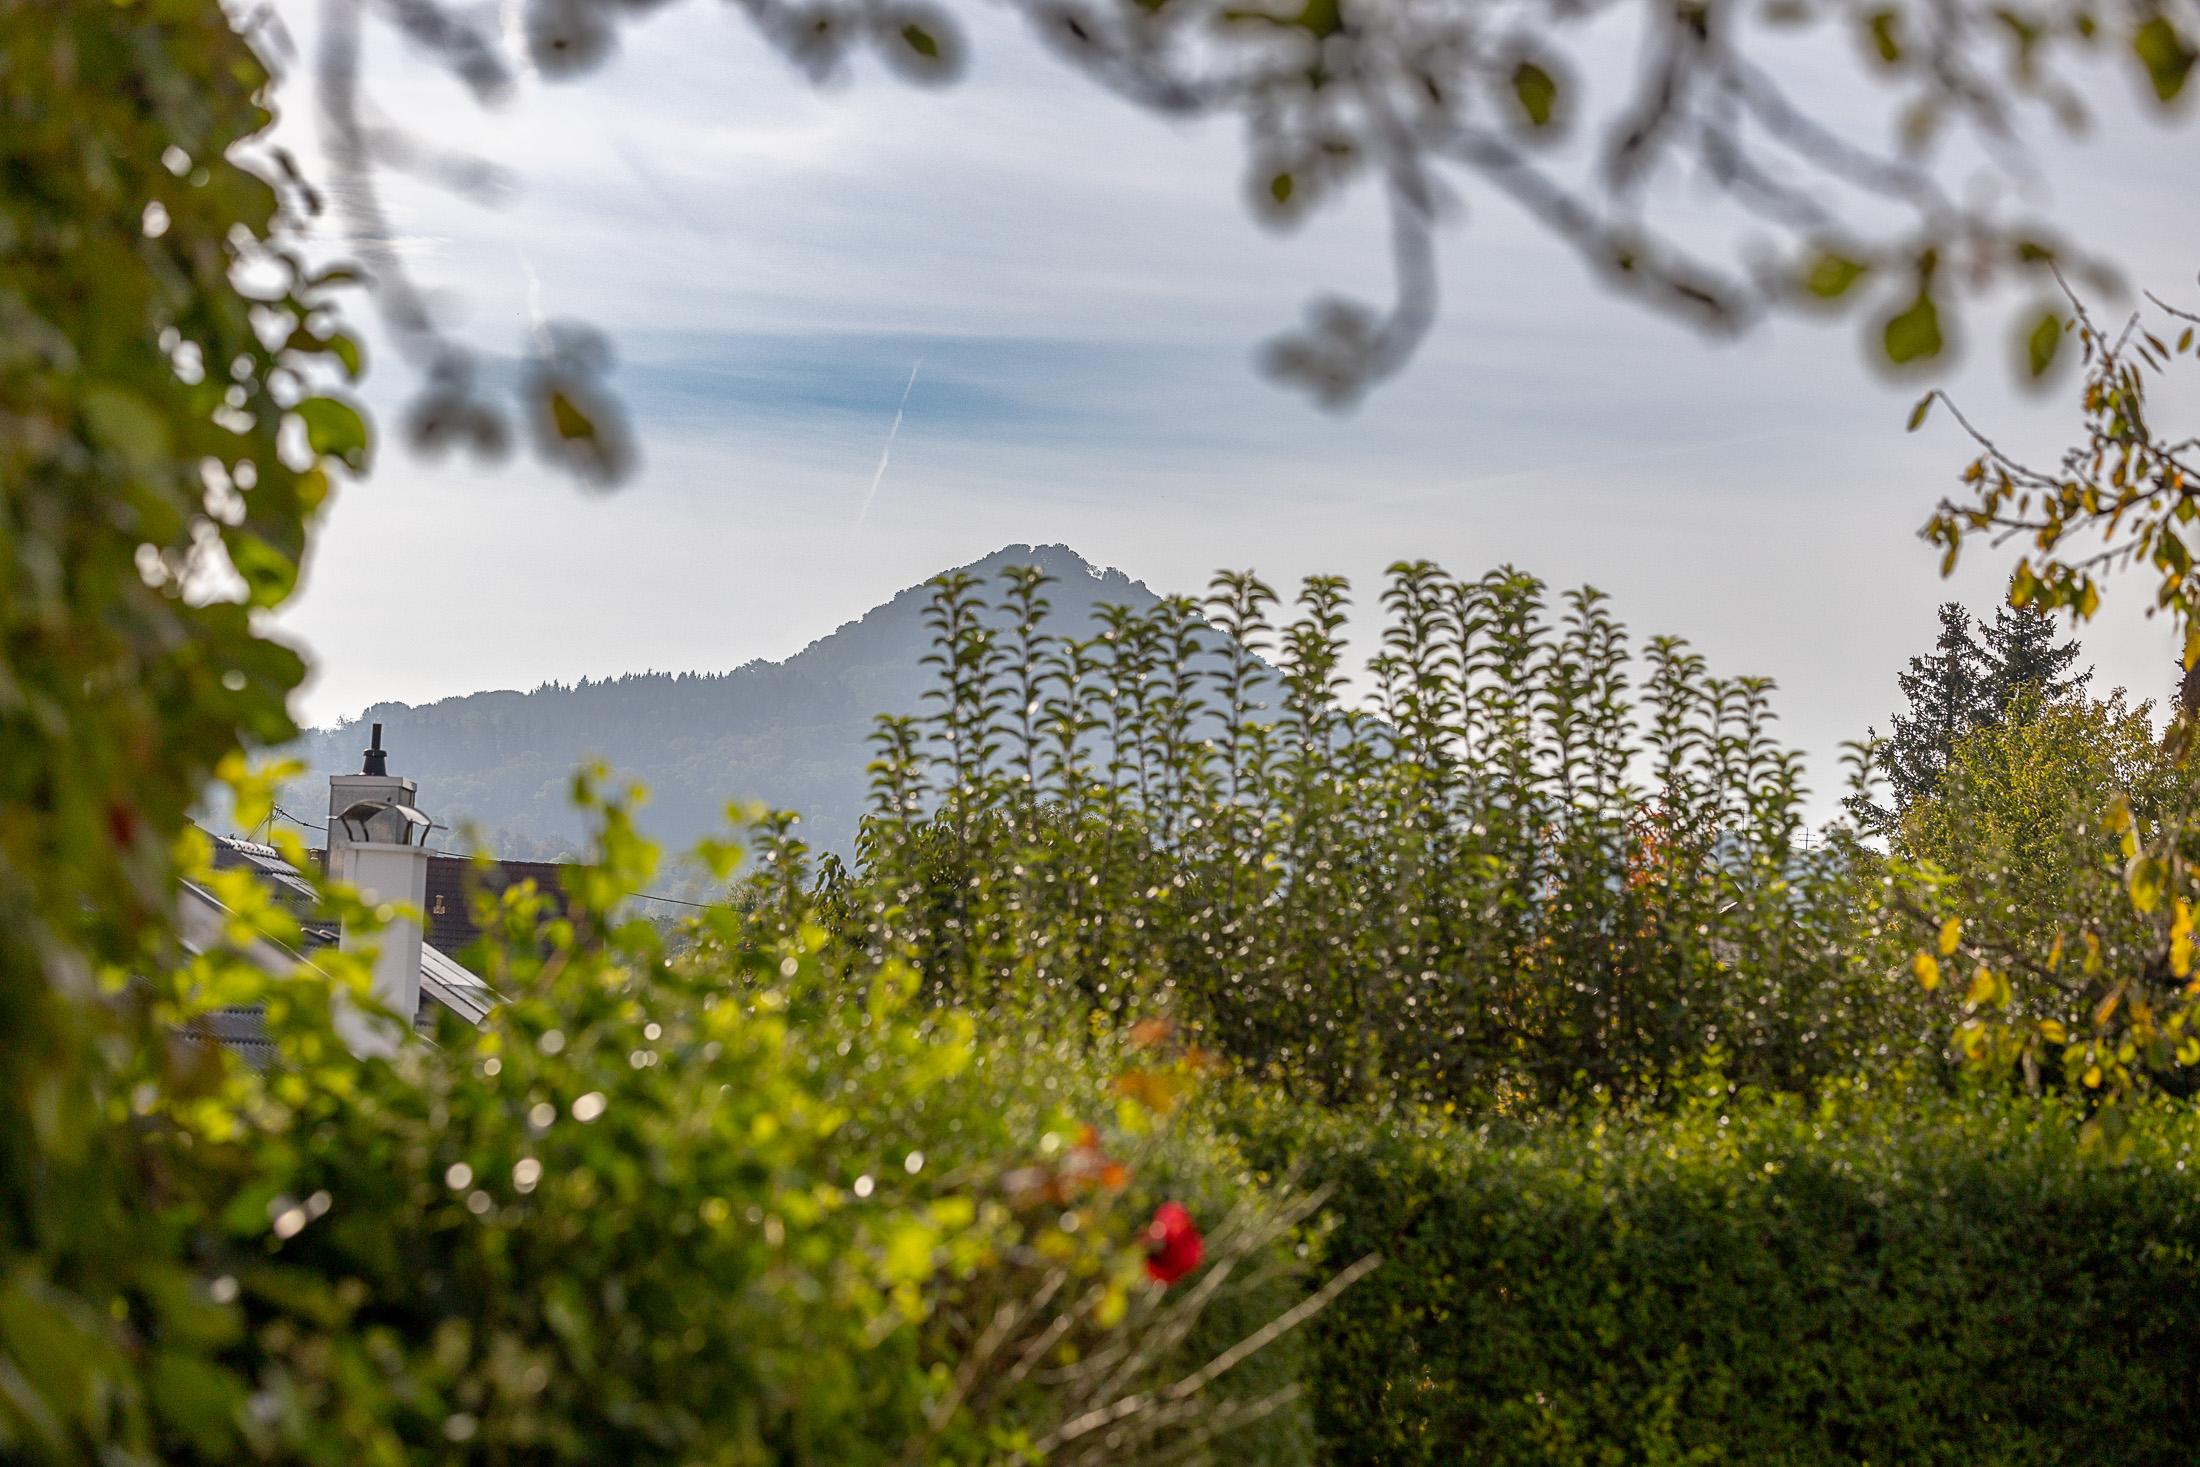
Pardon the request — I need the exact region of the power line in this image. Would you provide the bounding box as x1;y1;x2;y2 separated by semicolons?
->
625;890;737;911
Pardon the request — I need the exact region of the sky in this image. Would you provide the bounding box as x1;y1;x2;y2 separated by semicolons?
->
265;0;2200;819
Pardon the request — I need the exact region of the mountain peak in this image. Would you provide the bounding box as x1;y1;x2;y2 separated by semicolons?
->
274;545;1180;857
959;542;1098;574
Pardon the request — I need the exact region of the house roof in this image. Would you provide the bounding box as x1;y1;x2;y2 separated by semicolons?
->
187;830;504;1048
302;847;573;955
420;854;572;954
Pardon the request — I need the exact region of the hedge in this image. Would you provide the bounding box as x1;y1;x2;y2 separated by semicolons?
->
1239;1083;2200;1465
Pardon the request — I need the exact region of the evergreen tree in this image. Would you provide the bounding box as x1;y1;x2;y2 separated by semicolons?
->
1979;603;2091;712
1870;604;1991;819
1863;601;2093;824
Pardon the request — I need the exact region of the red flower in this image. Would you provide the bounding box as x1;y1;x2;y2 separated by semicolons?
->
1143;1201;1204;1285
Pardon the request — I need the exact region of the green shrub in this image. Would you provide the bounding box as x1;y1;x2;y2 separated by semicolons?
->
1234;1081;2200;1465
804;559;1913;1113
0;778;1319;1464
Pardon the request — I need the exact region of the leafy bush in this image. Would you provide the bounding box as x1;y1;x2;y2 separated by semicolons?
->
1235;1080;2200;1466
0;779;1320;1464
799;559;1911;1112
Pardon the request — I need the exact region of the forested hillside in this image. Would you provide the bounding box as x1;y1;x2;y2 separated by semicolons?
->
272;545;1165;855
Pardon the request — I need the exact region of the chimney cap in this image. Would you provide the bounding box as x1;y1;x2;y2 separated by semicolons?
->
362;721;388;777
334;797;433;847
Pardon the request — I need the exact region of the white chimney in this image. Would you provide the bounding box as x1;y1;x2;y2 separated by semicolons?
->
326;723;433;1054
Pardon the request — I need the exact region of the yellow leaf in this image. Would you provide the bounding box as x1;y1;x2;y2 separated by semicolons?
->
2038;1019;2067;1045
2093;985;2123;1029
1912;951;1941;991
882;1220;939;1286
1965;965;1998;1007
1937;916;1963;956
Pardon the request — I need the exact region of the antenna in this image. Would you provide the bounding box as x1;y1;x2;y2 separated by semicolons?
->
362;721;388;777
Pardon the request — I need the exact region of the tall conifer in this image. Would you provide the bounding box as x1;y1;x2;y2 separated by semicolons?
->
1863;601;2093;824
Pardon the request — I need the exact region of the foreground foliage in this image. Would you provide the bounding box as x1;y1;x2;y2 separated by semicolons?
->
0;779;1319;1463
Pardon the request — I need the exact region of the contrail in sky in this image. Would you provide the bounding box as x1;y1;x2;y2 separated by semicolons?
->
856;359;923;530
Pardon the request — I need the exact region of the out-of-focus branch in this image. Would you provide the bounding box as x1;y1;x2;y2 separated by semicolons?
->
283;0;2195;480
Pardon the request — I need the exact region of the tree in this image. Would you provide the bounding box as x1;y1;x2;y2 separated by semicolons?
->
1;8;354;1409
1893;691;2196;1092
1980;601;2092;711
1866;600;2092;823
1874;604;1992;816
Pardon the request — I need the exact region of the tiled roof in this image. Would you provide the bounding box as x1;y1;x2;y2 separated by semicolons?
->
177;1005;278;1069
305;848;574;955
208;833;320;910
422;856;572;954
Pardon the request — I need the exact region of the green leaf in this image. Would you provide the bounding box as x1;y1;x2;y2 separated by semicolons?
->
1511;61;1558;127
1882;292;1944;366
224;530;299;609
326;331;364;381
82;382;172;474
295;395;371;473
1866;8;1903;62
148;1350;245;1457
2026;308;2064;377
2134;16;2196;103
1906;392;1935;431
2127;853;2168;914
899;22;941;59
1801;251;1868;300
1269;171;1295;206
0;1290;103;1436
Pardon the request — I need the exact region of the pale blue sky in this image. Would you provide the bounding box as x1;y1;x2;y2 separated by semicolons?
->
269;0;2200;817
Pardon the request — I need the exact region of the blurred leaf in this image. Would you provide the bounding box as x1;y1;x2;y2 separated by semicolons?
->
1965;965;1998;1006
1883;292;1944;365
1511;61;1558;127
326;331;364;381
1866;8;1903;62
2134;16;2196;103
296;395;371;473
148;1350;245;1456
224;531;300;609
1802;251;1868;300
2128;853;2168;913
82;382;172;473
1913;951;1941;990
2025;308;2064;377
880;6;963;80
899;22;941;58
